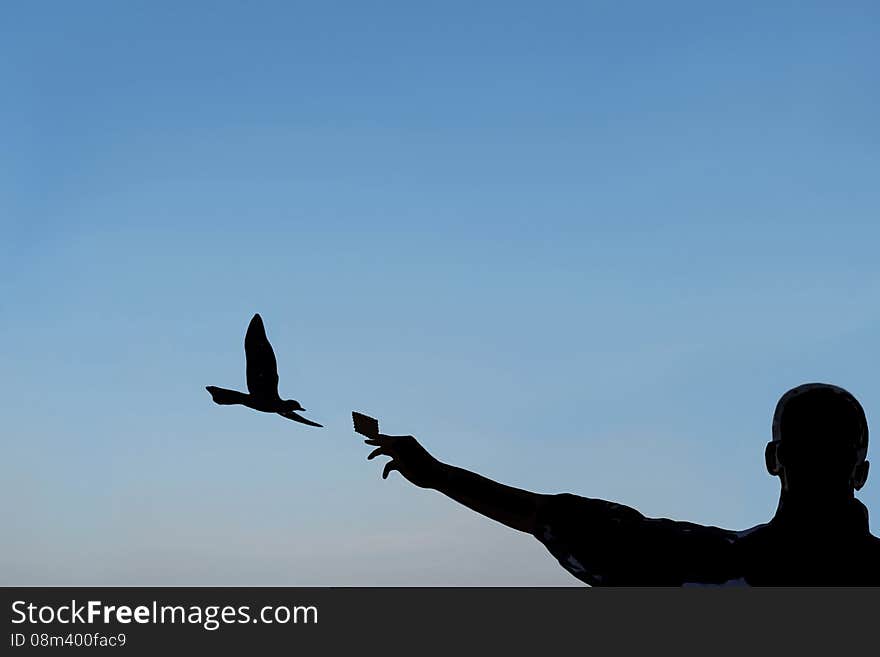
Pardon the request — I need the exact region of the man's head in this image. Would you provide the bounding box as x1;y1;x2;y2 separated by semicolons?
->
766;383;869;498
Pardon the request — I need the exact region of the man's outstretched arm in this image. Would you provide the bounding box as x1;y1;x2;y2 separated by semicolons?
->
362;431;547;534
359;420;741;586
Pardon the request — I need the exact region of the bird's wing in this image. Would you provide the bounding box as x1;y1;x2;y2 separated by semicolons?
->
279;410;323;427
245;313;280;398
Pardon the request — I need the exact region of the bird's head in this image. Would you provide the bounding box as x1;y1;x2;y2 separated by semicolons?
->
281;399;306;413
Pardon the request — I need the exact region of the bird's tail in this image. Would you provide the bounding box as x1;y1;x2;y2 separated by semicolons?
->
206;386;248;405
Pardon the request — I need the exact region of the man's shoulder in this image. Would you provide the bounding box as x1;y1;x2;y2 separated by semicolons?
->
730;520;880;585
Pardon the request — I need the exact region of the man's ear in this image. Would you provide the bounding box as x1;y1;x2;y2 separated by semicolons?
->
853;460;869;491
765;441;782;476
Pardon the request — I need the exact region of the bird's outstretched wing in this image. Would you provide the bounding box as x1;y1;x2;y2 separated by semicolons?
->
245;313;280;399
278;410;323;427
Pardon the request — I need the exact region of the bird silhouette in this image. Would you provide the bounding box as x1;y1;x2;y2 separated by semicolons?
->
206;313;323;427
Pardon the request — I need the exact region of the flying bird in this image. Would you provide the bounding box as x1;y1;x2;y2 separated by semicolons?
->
206;313;323;427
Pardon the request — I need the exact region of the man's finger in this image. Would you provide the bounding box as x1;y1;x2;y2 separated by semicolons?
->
364;439;384;446
382;461;400;480
367;447;386;460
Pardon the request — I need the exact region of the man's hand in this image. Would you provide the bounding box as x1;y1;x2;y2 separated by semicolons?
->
364;433;443;489
354;412;541;534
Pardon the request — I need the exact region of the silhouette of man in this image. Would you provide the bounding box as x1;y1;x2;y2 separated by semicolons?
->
361;383;880;585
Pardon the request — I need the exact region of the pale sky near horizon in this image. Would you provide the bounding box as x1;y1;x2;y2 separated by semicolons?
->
2;1;880;585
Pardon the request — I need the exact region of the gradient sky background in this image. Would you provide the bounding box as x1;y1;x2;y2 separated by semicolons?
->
2;1;879;585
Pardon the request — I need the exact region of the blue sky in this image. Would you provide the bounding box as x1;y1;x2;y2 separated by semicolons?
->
2;1;879;584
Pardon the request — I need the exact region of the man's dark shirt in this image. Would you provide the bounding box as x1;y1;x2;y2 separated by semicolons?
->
533;494;880;585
